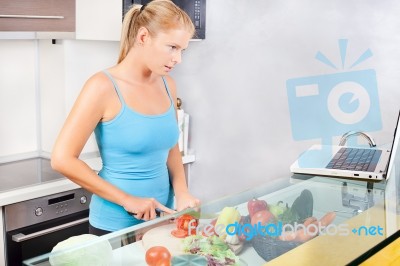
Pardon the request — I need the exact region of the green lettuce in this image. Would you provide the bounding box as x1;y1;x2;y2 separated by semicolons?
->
182;235;240;265
49;234;112;266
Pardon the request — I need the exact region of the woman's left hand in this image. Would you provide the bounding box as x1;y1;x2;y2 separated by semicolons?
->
175;191;201;211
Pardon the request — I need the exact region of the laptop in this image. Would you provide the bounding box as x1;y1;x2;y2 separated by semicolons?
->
290;111;400;180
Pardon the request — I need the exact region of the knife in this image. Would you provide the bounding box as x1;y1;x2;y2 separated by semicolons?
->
126;209;166;218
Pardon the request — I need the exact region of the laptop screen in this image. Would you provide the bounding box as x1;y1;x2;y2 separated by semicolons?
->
384;110;400;236
385;110;400;178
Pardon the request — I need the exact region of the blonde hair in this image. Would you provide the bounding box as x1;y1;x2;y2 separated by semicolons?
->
118;0;195;63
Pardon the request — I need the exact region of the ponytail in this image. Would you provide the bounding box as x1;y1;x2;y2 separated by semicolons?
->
117;0;195;64
118;5;141;63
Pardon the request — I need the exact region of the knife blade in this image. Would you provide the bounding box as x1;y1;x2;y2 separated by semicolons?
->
126;208;166;218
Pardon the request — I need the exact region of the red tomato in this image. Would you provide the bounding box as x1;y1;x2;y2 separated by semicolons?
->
145;246;171;266
171;229;188;238
176;214;198;231
251;210;274;226
155;259;171;266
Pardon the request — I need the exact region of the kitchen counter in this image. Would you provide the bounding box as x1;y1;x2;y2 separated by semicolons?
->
0;156;94;207
22;168;400;266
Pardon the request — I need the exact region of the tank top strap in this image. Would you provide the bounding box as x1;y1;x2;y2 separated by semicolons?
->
102;70;125;105
161;76;174;105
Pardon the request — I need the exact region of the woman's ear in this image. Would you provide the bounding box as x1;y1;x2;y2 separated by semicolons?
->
136;26;150;45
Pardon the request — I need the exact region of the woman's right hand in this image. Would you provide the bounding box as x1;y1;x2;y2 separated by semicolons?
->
123;196;176;221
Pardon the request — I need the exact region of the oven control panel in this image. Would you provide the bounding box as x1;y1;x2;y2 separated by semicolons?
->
4;188;91;232
32;194;87;216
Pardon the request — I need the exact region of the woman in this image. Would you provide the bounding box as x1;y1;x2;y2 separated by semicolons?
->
51;0;200;235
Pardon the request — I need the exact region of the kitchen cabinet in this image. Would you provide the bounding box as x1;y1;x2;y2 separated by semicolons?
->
76;0;122;41
0;0;122;41
22;168;400;266
0;0;75;38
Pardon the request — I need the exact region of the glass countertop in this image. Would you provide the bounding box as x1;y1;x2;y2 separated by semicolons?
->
23;162;399;266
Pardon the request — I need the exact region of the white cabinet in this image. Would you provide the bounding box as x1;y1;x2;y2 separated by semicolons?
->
76;0;122;41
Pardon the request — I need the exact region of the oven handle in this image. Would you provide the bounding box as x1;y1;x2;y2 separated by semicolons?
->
11;217;89;243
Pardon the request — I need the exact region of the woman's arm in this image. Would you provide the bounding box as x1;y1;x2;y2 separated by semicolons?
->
164;76;200;210
52;73;113;194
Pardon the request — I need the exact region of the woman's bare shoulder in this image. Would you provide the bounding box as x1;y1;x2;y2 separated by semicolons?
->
83;71;115;97
73;71;118;116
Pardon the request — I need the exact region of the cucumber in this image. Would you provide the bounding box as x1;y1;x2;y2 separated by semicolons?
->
290;189;313;222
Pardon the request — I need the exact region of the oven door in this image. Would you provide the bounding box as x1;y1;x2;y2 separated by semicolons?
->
6;210;89;266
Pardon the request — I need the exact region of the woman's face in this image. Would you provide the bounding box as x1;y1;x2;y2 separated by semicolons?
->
144;28;192;75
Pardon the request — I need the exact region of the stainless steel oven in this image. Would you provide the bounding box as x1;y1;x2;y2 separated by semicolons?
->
0;157;92;266
3;185;91;266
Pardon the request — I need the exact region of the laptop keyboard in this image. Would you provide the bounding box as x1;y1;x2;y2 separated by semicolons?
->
326;147;379;171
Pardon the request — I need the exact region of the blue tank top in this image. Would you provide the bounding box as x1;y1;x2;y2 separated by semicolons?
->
89;70;179;231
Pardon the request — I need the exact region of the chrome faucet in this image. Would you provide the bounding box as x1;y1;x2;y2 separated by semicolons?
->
339;131;377;147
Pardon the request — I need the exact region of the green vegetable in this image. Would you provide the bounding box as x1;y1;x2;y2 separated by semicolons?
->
274;189;314;226
277;203;299;225
49;234;112;266
269;201;287;218
182;235;240;265
290;189;313;222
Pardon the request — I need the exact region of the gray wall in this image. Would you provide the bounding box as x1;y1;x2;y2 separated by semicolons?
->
172;0;400;201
